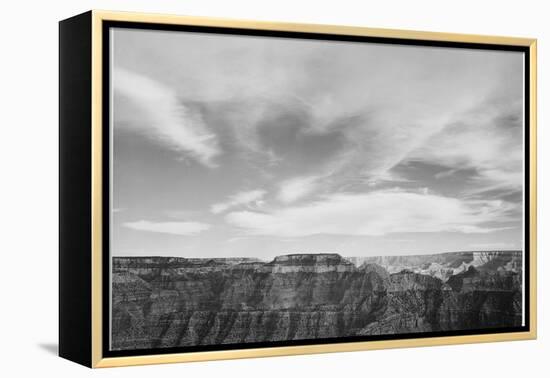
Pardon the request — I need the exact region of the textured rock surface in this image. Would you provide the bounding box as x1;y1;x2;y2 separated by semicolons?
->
112;253;522;350
347;251;522;281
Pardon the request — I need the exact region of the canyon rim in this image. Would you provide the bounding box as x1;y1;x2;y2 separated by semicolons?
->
112;251;523;350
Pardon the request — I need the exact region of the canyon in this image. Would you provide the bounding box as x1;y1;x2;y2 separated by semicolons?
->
111;251;522;351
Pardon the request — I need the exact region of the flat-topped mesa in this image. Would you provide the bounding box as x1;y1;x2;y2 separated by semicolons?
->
265;253;356;273
113;256;263;275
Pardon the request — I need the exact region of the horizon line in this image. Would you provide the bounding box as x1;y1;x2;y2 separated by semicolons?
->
112;249;523;260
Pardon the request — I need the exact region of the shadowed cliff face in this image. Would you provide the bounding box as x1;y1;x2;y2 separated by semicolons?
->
111;253;522;351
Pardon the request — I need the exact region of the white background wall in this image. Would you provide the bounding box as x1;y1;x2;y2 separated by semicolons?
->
0;0;546;376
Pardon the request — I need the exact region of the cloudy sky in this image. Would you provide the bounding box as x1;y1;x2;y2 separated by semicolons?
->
109;27;525;259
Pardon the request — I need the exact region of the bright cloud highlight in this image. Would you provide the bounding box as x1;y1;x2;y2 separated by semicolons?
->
211;189;266;214
113;68;220;167
123;220;210;236
226;190;515;237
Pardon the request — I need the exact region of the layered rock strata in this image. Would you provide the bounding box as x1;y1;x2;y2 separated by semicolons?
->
112;253;522;350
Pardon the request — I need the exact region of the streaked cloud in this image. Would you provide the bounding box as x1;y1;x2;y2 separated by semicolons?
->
123;220;210;236
111;28;525;257
113;67;220;167
278;176;319;203
211;189;266;214
115;31;521;180
406;98;523;195
226;189;516;237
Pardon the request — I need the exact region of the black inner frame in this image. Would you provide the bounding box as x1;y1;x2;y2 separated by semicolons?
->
101;20;531;358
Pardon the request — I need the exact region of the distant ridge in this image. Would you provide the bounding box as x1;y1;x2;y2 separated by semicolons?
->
345;250;522;281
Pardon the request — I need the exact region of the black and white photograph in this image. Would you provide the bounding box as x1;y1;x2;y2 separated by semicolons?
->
108;27;526;352
3;0;546;375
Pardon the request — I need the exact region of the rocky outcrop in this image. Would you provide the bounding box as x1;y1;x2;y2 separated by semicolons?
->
359;263;391;282
438;266;522;330
112;252;523;350
264;253;356;273
347;251;522;281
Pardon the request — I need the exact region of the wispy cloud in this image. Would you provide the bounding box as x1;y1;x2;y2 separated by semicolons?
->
111;29;524;257
113;68;220;167
122;220;210;236
211;189;266;214
278;176;318;203
226;189;515;237
406;98;523;195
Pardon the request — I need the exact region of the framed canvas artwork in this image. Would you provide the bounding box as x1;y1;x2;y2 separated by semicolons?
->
59;10;537;368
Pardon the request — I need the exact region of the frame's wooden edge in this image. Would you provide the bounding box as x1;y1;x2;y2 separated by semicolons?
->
91;9;536;46
88;9;538;368
528;39;537;339
93;331;536;368
91;10;103;368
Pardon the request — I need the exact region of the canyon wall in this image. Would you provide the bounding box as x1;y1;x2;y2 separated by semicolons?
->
111;253;522;351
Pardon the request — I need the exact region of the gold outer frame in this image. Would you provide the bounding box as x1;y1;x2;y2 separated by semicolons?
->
89;10;537;368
